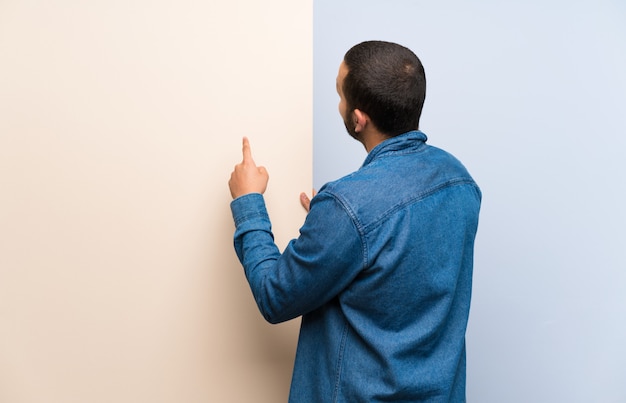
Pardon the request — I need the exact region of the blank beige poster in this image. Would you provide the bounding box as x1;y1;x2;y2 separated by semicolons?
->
0;1;311;402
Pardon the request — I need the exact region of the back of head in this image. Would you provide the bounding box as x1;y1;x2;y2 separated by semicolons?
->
343;41;426;137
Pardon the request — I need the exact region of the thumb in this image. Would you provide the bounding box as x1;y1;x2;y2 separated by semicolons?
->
300;189;316;213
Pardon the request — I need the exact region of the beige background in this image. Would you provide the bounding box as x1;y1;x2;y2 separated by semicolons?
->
0;1;311;402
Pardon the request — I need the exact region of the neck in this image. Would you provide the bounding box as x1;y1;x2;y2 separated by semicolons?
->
361;130;389;153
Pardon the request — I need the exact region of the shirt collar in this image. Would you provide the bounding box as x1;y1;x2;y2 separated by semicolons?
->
362;130;428;167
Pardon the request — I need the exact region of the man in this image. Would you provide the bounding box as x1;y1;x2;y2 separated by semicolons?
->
228;41;481;402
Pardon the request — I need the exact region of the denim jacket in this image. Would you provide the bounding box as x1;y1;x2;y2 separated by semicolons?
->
230;131;481;402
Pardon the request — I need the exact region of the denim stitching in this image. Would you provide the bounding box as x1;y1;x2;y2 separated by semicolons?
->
332;320;349;402
361;179;479;234
326;192;369;271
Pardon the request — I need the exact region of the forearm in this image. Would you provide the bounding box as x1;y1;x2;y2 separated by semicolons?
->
230;193;283;322
230;191;364;324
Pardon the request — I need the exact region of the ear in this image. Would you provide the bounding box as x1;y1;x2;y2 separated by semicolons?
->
353;109;368;133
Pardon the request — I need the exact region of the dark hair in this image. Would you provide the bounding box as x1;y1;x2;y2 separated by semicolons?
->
343;41;426;137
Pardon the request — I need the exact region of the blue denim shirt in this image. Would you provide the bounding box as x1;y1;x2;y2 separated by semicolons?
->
230;131;481;402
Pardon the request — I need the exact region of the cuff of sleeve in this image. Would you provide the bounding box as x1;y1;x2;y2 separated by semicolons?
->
230;193;270;228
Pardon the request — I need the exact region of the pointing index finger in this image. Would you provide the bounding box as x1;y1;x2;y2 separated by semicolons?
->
242;136;254;164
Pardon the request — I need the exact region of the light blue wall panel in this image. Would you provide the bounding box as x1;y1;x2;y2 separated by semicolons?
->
314;1;626;401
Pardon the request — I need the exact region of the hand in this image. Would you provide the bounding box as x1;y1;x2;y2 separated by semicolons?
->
229;137;269;199
299;189;317;213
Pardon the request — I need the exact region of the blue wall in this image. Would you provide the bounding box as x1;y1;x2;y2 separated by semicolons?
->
314;1;626;401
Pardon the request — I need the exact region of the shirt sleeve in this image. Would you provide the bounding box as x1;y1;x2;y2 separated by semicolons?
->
230;191;364;324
